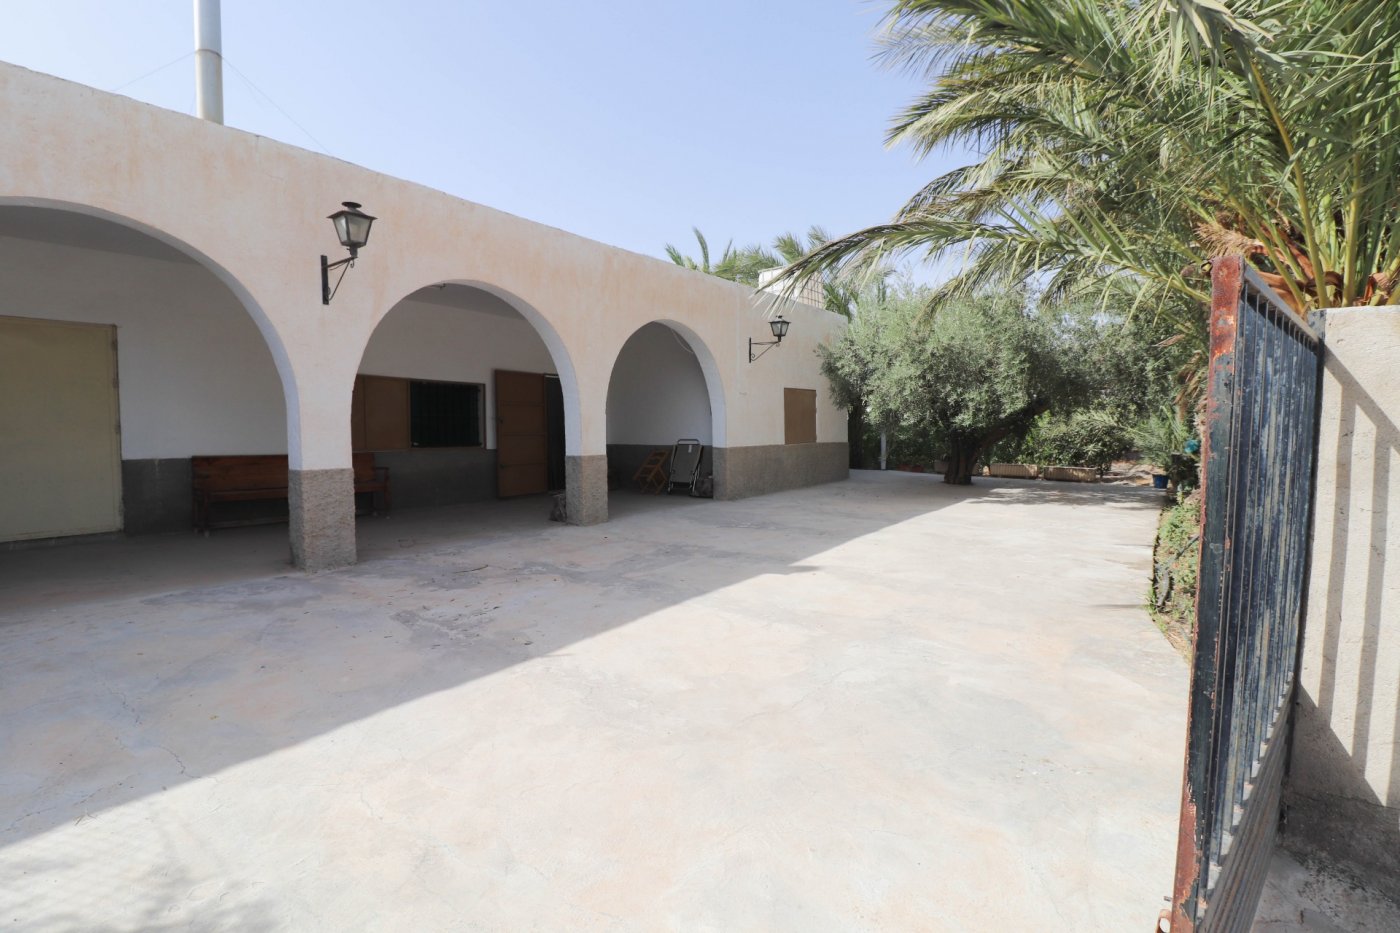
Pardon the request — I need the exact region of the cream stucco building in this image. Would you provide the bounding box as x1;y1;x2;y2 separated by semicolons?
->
0;61;849;569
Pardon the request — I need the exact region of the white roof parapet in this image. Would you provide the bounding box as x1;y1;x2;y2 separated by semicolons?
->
757;267;826;310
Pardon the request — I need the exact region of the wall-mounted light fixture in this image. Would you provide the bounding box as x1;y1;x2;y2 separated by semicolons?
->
321;201;376;305
749;315;790;363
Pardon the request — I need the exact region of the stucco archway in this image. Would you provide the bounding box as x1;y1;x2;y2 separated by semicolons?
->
0;197;296;408
348;280;586;523
0;199;295;542
604;320;726;499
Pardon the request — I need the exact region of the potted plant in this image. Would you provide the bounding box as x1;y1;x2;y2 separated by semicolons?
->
1131;409;1195;491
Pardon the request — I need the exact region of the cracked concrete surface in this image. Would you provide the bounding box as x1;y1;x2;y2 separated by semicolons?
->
0;472;1187;930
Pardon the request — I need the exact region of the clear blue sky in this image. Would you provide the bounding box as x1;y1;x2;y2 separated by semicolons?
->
0;0;968;268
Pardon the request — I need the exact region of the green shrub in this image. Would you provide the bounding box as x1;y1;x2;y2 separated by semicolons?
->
1151;492;1202;641
1021;410;1132;473
1132;408;1191;473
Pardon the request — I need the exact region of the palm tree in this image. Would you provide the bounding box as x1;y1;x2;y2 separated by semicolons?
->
772;226;861;319
775;1;1400;320
664;227;778;287
768;225;893;319
668;223;890;467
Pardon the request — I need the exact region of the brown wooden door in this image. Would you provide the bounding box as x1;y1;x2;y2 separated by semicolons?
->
495;370;549;497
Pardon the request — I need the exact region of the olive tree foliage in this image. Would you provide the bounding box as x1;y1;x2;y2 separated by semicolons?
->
827;283;1189;481
1007;306;1191;470
822;286;1095;484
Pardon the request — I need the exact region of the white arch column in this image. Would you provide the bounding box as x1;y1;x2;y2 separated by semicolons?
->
286;381;358;571
278;307;363;572
566;360;610;526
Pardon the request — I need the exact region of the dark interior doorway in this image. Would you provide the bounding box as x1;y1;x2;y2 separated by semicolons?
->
545;374;565;492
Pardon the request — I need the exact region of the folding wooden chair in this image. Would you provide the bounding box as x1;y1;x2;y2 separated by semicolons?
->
632;448;670;494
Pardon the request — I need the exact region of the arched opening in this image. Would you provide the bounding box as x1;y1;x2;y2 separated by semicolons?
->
351;282;575;527
0;202;290;544
605;321;722;505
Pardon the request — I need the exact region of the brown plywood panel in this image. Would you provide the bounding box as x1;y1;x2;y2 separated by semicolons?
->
784;387;817;445
495;370;548;497
363;375;410;451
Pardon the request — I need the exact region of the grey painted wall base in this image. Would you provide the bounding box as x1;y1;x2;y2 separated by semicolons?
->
118;451;495;536
125;457;287;532
712;443;849;500
370;448;496;509
121;458;193;534
289;468;356;571
565;455;608;525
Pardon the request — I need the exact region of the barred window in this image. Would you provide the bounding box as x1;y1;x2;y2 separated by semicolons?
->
410;380;483;447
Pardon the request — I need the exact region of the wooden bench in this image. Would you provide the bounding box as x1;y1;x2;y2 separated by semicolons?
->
352;453;392;516
191;453;390;532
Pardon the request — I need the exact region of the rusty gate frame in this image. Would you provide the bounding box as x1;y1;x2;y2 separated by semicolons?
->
1163;256;1324;932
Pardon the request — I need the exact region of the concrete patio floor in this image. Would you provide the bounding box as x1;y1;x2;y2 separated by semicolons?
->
1;471;1188;930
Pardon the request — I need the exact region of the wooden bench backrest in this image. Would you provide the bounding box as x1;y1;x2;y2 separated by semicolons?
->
352;451;380;483
192;454;379;491
191;455;289;492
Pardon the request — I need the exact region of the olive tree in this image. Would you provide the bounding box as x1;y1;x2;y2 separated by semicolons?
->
822;287;1094;484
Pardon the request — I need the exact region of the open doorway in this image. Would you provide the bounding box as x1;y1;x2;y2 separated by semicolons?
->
0;204;286;544
355;284;568;516
605;322;719;503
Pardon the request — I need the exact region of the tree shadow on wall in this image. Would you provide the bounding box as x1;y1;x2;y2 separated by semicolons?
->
1285;351;1400;904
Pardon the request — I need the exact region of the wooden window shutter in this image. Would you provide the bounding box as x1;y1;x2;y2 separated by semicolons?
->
784;388;817;445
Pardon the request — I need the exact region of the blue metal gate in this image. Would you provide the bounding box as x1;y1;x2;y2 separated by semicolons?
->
1165;257;1323;932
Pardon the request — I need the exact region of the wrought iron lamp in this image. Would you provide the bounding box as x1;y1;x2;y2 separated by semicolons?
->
749;314;790;362
321;201;376;304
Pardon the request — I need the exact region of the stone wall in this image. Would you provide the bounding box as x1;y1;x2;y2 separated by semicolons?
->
1288;306;1400;899
712;443;849;500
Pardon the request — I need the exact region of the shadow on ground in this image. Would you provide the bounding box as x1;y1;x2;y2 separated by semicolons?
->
0;471;1176;930
0;472;1166;847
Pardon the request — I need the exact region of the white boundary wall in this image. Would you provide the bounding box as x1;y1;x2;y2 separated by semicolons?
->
1290;306;1400;895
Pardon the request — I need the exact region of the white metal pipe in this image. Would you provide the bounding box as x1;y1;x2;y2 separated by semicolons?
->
879;430;888;470
194;0;224;124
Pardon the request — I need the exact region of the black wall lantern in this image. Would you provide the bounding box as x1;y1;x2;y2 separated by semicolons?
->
749;314;790;362
321;201;376;305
